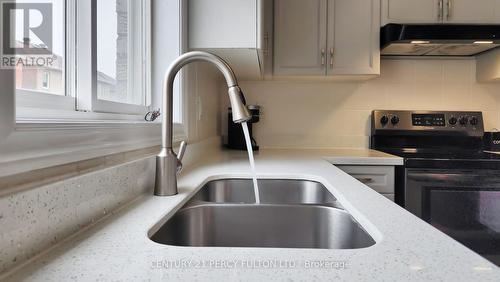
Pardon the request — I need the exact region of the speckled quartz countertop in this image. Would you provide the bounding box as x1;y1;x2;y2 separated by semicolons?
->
266;148;404;165
2;149;498;281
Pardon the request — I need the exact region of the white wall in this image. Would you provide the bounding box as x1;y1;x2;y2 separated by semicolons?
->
184;64;223;142
225;59;500;149
152;0;221;144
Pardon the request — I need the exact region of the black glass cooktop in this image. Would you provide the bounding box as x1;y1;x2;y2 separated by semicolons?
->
378;148;500;169
389;149;500;159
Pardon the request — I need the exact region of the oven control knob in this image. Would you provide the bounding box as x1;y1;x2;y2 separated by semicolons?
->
391;115;400;125
459;116;469;126
449;117;457;126
470;117;479;126
380;115;389;125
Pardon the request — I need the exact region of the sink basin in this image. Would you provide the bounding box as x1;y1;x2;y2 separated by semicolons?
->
151;204;375;249
189;179;338;206
149;179;375;249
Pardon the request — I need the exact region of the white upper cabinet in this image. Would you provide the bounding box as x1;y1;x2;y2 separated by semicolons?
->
188;0;272;79
382;0;500;25
327;0;380;76
274;0;380;78
381;0;442;25
274;0;328;76
443;0;500;24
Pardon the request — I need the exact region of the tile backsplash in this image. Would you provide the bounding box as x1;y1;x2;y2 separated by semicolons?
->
237;59;500;148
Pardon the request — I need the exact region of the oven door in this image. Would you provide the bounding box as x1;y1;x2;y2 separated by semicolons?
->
406;169;500;265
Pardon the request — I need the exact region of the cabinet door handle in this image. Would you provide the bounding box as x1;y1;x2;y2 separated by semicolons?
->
263;32;269;56
321;48;326;66
446;0;452;20
438;0;443;21
329;48;334;68
356;177;374;184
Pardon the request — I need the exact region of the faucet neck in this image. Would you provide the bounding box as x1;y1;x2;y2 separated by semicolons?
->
155;51;251;196
161;51;240;149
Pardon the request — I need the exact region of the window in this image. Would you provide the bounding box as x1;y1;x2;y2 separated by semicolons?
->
97;0;146;107
92;0;151;114
13;0;65;97
0;0;185;177
12;0;151;119
12;0;72;115
152;0;186;133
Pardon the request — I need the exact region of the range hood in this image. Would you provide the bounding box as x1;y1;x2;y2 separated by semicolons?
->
381;24;500;56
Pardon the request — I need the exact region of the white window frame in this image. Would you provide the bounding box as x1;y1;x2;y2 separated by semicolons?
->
0;0;192;178
152;0;188;142
179;0;188;140
15;0;152;120
41;72;50;89
76;0;151;116
14;0;75;120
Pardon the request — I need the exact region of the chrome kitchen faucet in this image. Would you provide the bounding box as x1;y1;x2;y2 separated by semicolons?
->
154;51;251;196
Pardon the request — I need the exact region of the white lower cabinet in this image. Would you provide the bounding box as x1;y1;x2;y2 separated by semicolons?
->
337;165;395;201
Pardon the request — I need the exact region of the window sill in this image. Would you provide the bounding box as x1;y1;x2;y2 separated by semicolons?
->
16;119;159;129
0;120;186;178
0;145;160;197
16;106;150;122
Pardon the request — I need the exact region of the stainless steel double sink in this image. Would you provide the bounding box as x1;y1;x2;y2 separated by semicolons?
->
150;179;375;249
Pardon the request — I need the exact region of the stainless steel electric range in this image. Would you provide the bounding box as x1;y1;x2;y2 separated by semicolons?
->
370;110;500;266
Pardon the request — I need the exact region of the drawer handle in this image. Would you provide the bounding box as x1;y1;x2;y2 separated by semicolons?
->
356;177;374;184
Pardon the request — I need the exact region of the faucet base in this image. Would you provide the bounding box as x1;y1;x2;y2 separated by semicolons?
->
154;148;179;196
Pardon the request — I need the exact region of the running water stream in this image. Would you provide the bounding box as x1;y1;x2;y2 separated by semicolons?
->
241;122;260;204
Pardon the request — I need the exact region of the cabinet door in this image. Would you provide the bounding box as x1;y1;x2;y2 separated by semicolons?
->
258;0;274;79
444;0;500;24
274;0;328;76
336;165;395;194
381;0;443;25
189;0;258;49
327;0;380;76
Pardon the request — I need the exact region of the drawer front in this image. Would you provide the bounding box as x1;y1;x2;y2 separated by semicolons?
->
337;165;395;194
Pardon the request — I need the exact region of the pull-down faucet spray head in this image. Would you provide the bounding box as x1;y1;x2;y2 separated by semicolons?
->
154;51;251;196
228;86;251;123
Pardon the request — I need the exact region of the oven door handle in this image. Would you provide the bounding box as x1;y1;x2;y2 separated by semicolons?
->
406;171;500;185
408;172;471;182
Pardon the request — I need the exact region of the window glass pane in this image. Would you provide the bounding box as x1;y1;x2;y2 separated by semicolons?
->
97;0;145;106
10;0;65;96
153;0;181;123
42;72;49;88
